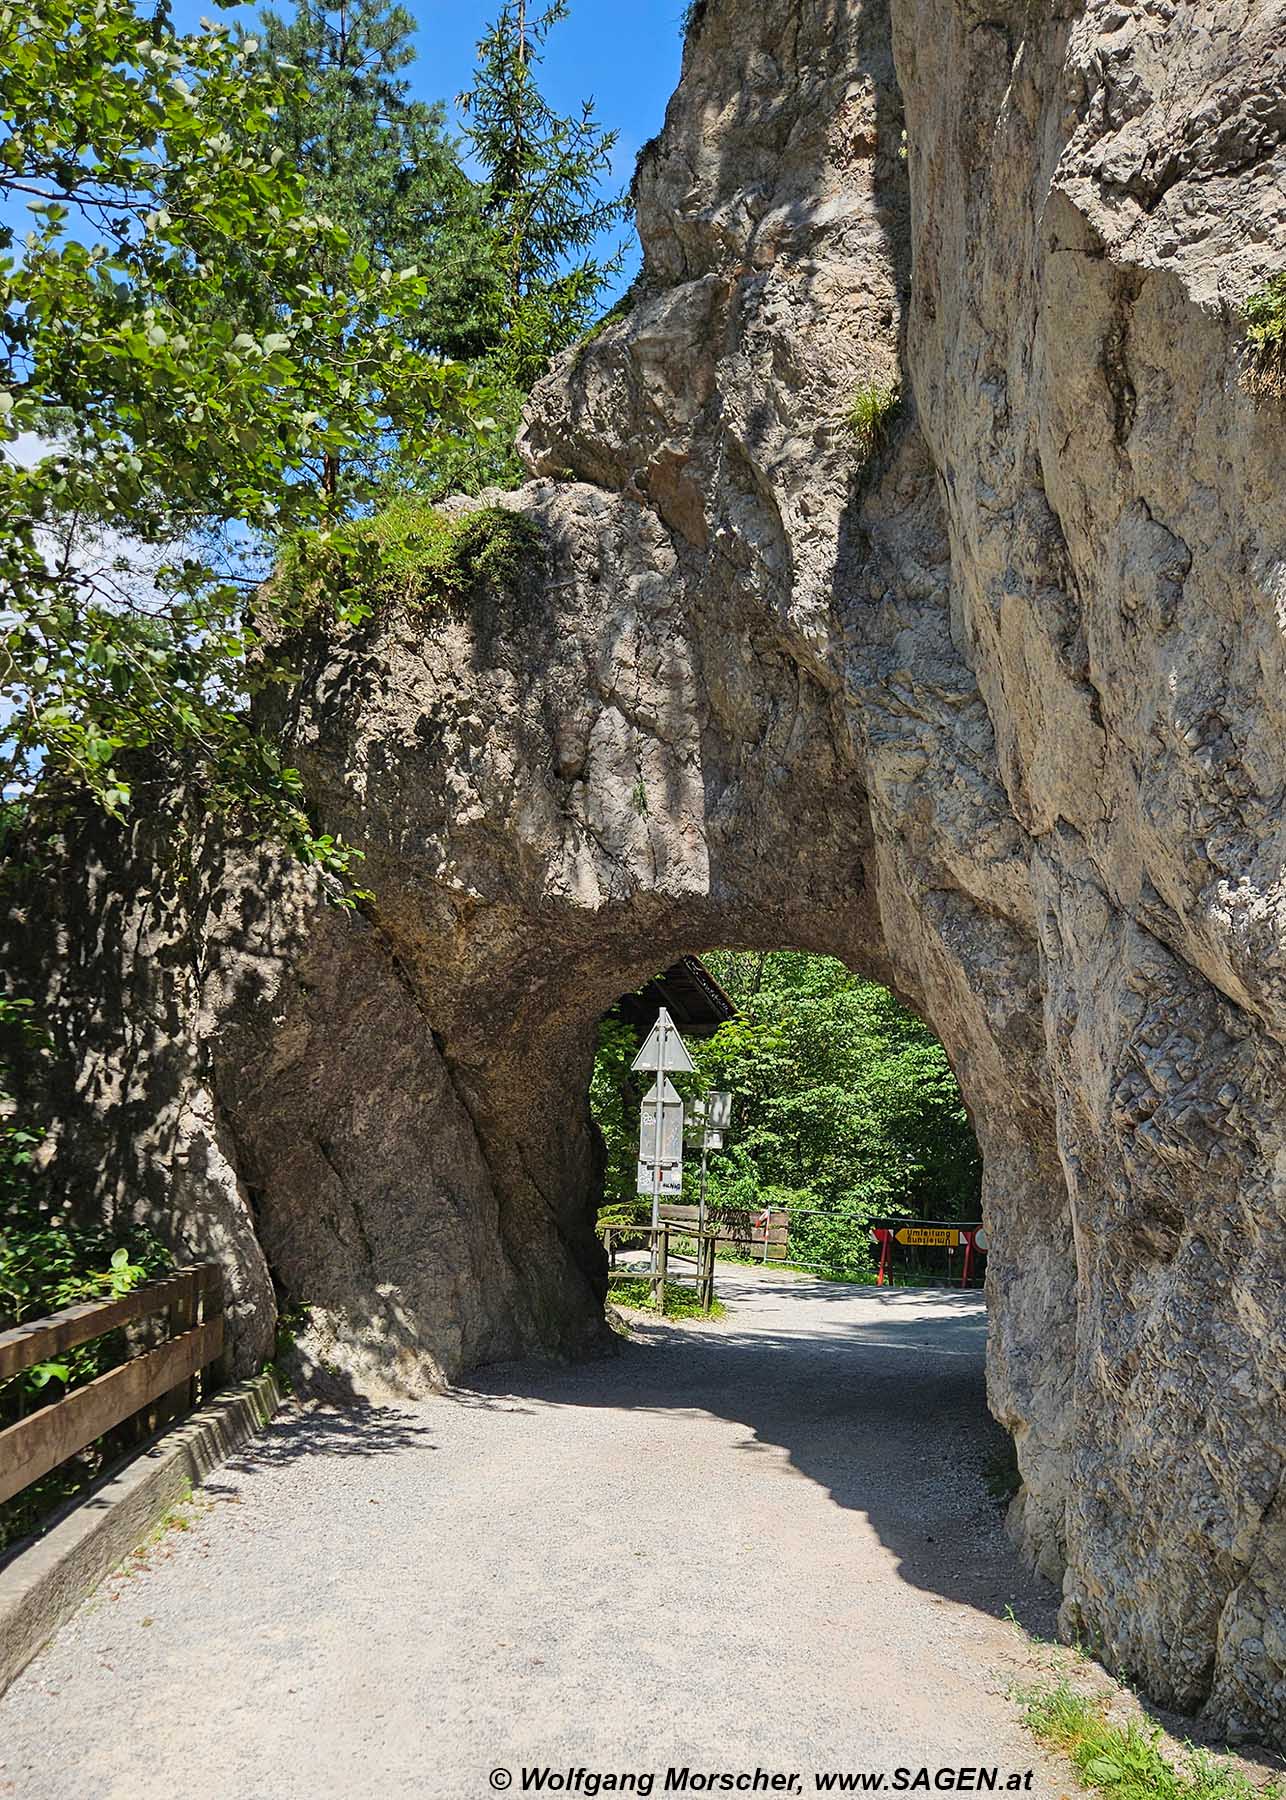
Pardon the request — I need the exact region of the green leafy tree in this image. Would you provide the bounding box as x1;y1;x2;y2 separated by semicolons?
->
587;957;979;1281
0;0;488;876
695;953;982;1277
586;953;982;1282
247;0;503;494
588;1015;642;1213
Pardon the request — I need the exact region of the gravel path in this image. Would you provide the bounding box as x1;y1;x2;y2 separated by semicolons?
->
0;1267;1071;1800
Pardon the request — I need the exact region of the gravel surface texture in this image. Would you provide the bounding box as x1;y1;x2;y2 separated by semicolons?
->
0;1268;1072;1800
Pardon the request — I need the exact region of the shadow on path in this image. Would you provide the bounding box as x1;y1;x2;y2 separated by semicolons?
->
454;1271;1056;1640
211;1402;439;1486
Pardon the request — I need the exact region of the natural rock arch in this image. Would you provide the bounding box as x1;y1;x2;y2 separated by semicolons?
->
9;0;1285;1754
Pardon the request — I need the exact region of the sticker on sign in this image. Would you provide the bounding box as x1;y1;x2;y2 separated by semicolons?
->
636;1161;683;1195
637;1076;685;1195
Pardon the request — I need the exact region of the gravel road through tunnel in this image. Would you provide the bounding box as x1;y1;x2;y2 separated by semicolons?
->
0;1268;1071;1800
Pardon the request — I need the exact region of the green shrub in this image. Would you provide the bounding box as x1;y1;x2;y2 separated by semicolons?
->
607;1276;726;1321
1243;273;1286;399
0;996;172;1552
846;380;901;461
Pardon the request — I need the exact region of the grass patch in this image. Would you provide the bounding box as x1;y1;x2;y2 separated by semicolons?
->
279;499;544;626
579;283;637;349
1019;1681;1281;1800
607;1276;727;1320
846;379;901;461
1243;273;1286;399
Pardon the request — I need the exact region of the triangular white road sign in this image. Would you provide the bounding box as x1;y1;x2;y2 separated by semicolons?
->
641;1076;683;1105
630;1006;695;1074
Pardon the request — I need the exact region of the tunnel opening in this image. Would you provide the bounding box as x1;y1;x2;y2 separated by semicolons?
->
480;942;1036;1657
587;947;986;1302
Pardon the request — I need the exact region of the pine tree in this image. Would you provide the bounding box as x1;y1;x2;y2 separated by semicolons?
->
459;0;629;391
243;0;629;497
253;0;497;361
245;0;503;494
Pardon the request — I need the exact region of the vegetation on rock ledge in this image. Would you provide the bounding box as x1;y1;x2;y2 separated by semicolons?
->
846;380;902;462
280;502;545;624
1242;273;1286;399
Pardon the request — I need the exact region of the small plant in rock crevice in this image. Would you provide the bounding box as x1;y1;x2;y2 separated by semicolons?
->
846;379;902;463
1242;273;1286;400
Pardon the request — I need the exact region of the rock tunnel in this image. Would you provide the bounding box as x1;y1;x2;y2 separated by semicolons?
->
8;0;1285;1755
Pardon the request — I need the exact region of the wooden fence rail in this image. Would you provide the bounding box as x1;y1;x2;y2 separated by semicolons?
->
656;1204;789;1262
0;1264;224;1509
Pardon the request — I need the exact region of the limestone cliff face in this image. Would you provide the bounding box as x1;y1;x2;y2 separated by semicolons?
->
7;0;1285;1751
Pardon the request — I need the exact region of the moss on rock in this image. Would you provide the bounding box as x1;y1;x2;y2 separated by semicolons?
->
281;500;545;625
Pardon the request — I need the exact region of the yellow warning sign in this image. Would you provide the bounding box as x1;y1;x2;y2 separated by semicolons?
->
894;1226;961;1247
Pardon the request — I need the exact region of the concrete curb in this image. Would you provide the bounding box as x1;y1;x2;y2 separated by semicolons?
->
0;1369;283;1696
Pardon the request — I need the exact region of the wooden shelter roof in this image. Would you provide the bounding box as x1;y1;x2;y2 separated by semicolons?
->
616;955;738;1041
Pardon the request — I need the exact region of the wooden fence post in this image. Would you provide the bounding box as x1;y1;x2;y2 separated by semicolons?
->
158;1268;196;1427
201;1264;226;1401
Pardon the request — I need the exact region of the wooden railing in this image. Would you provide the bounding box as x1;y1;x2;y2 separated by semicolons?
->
603;1202;789;1263
600;1222;718;1314
0;1265;225;1508
657;1203;789;1263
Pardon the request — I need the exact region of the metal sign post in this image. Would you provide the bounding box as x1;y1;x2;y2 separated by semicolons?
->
651;1011;665;1265
698;1135;708;1249
697;1091;731;1250
632;1007;694;1276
